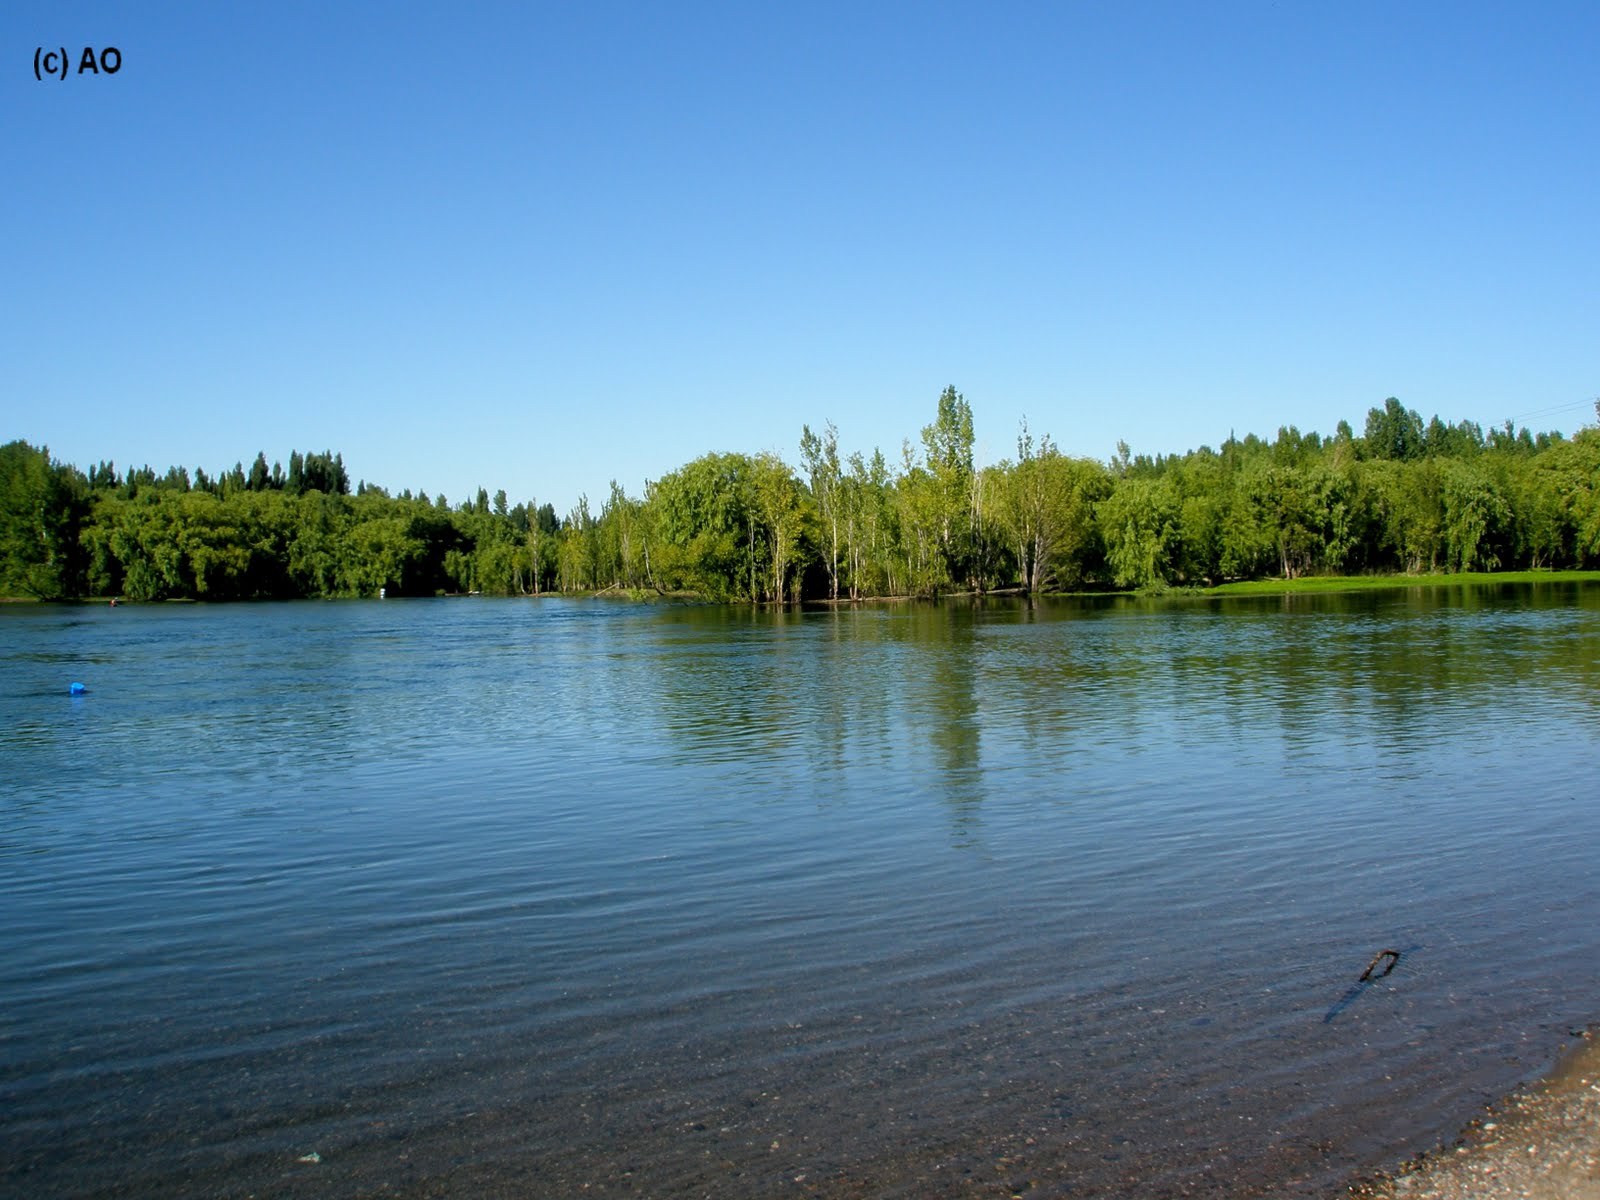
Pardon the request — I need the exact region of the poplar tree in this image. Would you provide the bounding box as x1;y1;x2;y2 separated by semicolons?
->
921;386;975;589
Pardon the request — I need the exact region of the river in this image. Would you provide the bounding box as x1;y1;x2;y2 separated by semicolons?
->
3;583;1598;1198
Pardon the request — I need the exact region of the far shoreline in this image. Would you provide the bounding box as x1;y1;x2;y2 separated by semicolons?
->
6;568;1600;607
1200;568;1600;598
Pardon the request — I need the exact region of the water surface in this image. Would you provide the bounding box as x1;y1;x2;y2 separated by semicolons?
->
3;584;1599;1198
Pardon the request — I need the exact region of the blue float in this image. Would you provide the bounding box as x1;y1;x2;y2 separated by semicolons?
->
69;682;87;695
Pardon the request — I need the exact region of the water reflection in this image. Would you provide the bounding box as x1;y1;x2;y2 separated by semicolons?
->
622;586;1600;854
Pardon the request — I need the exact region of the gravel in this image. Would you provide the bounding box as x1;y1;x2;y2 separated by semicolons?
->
1346;1030;1600;1200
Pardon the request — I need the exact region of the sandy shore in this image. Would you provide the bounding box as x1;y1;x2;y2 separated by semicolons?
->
1345;1030;1600;1200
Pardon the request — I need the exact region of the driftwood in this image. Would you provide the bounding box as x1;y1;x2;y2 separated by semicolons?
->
1360;948;1401;982
1324;948;1407;1023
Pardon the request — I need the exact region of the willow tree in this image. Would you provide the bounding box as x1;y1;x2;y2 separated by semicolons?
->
1439;459;1509;572
646;452;758;601
1097;476;1176;589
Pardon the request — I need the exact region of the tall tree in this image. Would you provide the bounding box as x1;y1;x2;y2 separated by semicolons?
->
1364;398;1426;462
920;386;975;589
998;421;1107;592
799;421;843;599
749;452;805;601
247;452;271;492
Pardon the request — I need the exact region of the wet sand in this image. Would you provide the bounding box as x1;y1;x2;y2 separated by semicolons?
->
1346;1030;1600;1200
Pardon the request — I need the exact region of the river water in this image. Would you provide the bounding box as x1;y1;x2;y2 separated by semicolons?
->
3;584;1599;1199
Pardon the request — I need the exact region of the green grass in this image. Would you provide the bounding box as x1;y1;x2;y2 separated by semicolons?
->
1203;569;1600;597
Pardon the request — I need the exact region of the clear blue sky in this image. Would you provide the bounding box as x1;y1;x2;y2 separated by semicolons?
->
5;1;1596;511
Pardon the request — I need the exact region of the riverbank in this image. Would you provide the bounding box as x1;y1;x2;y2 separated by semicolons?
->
1346;1030;1600;1199
10;568;1600;606
1205;570;1600;598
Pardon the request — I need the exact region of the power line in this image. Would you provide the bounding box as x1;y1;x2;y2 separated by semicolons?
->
1500;398;1598;424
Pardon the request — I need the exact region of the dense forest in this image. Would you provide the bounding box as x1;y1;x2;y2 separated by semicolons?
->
4;391;1599;603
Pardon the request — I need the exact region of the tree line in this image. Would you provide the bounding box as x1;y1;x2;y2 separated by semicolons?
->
4;390;1598;603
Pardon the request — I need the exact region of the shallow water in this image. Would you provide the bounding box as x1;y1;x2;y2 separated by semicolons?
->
3;584;1599;1198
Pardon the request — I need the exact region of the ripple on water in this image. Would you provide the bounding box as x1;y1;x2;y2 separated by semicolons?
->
3;590;1600;1198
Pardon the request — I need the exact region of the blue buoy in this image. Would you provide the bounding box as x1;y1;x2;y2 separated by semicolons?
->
69;682;87;695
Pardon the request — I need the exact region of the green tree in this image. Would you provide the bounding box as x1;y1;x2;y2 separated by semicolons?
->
749;452;806;601
526;500;559;593
841;448;893;598
343;512;424;596
247;452;271;492
646;453;759;600
1439;458;1509;571
0;441;89;598
1097;476;1176;589
289;491;350;594
598;479;645;589
558;495;600;592
1364;398;1425;462
895;443;943;596
998;423;1108;592
920;386;975;588
1165;451;1229;585
799;422;843;599
1365;459;1444;572
1533;431;1600;564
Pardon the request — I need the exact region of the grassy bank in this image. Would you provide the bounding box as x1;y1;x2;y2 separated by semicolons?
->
1203;569;1600;597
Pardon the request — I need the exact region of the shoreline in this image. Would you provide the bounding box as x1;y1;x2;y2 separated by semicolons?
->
1203;569;1600;598
9;568;1600;607
1345;1029;1600;1199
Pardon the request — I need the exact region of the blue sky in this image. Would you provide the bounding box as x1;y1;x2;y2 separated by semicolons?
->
5;2;1597;511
